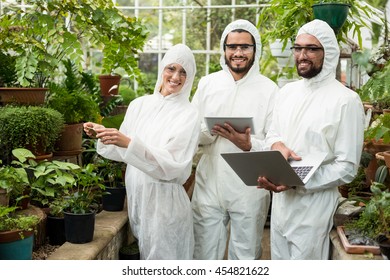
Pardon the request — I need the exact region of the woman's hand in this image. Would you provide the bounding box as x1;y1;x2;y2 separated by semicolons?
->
97;128;131;148
83;122;105;138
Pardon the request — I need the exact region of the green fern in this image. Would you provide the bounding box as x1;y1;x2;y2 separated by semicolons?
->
359;60;390;101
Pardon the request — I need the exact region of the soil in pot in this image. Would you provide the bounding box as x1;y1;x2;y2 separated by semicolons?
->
119;241;140;260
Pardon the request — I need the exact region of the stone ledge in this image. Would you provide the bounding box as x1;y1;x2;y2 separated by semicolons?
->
47;208;130;260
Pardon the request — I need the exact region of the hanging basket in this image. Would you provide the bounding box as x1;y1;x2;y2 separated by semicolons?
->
312;3;350;34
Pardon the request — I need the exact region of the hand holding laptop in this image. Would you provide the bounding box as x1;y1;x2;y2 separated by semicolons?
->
221;150;326;188
257;176;291;193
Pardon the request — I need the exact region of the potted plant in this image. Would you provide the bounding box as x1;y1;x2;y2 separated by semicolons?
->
94;155;126;212
312;1;351;34
258;0;381;47
62;163;106;244
0;0;147;102
344;182;390;259
0;159;29;208
0;51;48;105
46;198;68;246
46;60;101;155
119;240;140;260
0;106;64;160
8;148;80;207
0;205;40;260
357;58;390;104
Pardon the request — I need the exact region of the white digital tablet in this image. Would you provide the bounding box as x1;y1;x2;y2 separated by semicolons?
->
205;116;255;134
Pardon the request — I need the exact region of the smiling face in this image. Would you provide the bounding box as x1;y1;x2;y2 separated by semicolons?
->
293;33;325;79
160;63;187;96
224;31;255;80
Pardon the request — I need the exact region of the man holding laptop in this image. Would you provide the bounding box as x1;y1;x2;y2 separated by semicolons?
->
191;19;279;260
257;20;365;259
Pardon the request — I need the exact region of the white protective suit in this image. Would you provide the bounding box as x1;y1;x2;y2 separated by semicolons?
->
97;44;200;260
266;20;365;259
191;20;279;260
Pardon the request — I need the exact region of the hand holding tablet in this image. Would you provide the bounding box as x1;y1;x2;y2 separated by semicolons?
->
205;116;255;134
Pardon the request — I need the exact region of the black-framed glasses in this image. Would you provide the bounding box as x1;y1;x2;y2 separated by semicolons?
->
290;46;324;56
224;44;255;54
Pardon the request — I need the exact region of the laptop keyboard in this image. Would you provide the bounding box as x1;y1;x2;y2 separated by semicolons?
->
291;166;313;180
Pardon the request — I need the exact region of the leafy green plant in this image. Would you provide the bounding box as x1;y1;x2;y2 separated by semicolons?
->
0;51;17;87
118;84;137;106
257;0;382;49
342;166;370;197
0;106;64;156
346;182;390;239
9;148;80;208
63;163;106;214
93;155;125;188
0;161;29;206
0;0;148;87
46;60;101;124
357;60;390;102
0;205;40;234
364;113;390;143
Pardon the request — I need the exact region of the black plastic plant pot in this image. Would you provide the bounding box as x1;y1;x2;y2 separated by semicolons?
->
64;211;95;244
47;215;66;246
312;3;350;34
102;187;126;212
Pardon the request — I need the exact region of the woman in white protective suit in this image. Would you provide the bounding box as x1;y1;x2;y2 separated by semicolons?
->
84;44;200;260
257;20;365;259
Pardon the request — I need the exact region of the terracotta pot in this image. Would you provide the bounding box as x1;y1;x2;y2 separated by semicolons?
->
364;157;378;186
383;151;390;169
0;87;47;105
54;123;83;156
99;74;121;96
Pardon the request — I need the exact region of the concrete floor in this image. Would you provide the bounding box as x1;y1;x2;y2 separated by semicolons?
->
260;226;271;260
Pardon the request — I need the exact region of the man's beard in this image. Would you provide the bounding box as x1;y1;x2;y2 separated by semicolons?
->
296;60;322;79
225;55;254;74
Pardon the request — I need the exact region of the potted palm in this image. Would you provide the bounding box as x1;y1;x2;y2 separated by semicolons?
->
0;205;40;260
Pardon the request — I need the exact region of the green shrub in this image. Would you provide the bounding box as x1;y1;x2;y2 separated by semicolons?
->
0;106;64;155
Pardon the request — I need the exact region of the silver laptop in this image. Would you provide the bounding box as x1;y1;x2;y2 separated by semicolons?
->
221;150;326;186
205;116;255;134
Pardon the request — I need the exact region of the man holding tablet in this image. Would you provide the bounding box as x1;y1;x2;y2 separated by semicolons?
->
191;19;279;260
